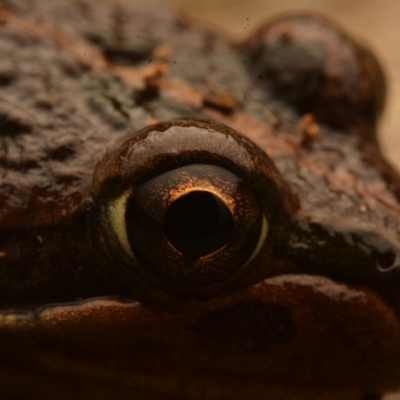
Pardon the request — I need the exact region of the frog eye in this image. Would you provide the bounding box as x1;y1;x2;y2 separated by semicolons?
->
92;119;293;295
111;164;268;286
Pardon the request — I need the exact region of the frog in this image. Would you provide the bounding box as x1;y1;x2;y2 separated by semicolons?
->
1;0;400;399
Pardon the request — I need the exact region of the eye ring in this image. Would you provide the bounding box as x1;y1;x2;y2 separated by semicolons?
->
123;163;267;286
92;119;295;297
107;188;135;260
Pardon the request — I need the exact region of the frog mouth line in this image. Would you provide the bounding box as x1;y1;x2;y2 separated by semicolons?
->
0;274;382;327
0;274;366;326
1;274;400;397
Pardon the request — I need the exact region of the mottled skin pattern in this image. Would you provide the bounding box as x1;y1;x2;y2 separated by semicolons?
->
1;1;400;400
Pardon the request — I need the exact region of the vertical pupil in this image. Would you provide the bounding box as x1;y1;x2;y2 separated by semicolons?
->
165;191;234;259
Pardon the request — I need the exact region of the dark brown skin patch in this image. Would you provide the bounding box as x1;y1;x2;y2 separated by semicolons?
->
1;1;400;399
196;301;295;353
1;276;400;400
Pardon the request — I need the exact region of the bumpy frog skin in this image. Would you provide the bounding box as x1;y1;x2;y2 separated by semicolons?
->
1;1;400;399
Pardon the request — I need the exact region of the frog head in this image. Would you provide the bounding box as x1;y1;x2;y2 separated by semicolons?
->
0;2;399;400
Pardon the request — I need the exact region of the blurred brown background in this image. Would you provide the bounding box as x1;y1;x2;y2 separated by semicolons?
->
152;0;400;169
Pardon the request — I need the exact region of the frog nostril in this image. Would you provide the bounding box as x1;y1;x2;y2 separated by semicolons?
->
376;251;397;272
165;190;234;259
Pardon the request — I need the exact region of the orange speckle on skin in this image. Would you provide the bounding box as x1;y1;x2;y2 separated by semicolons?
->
148;118;159;125
300;113;320;147
153;45;172;61
266;148;274;158
0;4;7;24
141;62;170;81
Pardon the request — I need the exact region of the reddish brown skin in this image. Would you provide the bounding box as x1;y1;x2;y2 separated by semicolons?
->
1;1;400;400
